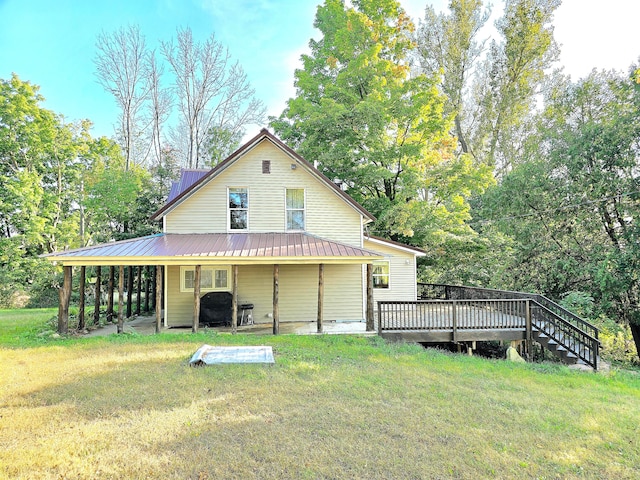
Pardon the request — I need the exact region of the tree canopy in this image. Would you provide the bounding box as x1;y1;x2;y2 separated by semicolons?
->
272;0;493;248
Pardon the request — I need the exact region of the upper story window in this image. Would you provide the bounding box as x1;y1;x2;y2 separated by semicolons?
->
286;188;305;231
228;187;248;230
372;261;390;289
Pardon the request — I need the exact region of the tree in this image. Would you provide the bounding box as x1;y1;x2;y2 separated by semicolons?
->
415;0;560;171
94;25;151;170
0;74;90;305
477;67;640;359
415;0;490;154
272;0;493;248
145;49;172;166
161;27;265;168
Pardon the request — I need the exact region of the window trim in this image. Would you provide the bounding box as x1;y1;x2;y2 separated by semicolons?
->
228;186;249;232
285;187;306;231
180;266;231;293
372;260;390;289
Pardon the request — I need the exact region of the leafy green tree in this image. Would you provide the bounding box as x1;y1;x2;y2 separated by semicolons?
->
0;74;92;305
272;0;493;248
477;67;640;359
415;0;560;171
83;138;154;242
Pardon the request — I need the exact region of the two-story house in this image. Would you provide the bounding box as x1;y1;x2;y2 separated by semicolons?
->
46;129;425;332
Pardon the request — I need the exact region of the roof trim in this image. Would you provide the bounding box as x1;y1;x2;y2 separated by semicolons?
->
364;235;426;256
149;128;375;222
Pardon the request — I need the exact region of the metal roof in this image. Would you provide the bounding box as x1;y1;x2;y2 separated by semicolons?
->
44;233;383;265
166;169;209;203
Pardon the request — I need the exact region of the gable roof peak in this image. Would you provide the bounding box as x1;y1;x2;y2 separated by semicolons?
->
150;128;375;222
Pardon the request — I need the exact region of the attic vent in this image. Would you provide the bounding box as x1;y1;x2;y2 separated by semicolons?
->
262;160;271;174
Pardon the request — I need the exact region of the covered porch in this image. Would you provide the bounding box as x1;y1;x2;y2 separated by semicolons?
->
45;232;382;335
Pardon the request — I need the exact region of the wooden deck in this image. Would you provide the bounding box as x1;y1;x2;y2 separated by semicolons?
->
380;284;601;370
378;299;532;343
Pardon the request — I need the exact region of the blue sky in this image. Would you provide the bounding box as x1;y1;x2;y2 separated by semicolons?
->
1;0;639;140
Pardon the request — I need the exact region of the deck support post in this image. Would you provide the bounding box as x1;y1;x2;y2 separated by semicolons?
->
317;264;324;333
126;266;134;318
273;264;279;335
525;299;532;361
57;266;72;334
78;266;86;330
93;266;101;326
232;265;238;334
107;266;115;323
193;265;201;333
366;263;374;331
155;266;163;333
117;265;124;333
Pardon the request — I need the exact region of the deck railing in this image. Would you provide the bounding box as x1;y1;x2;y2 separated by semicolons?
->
378;299;530;340
417;283;600;370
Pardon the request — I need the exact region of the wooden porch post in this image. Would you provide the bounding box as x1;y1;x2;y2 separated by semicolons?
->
144;265;151;312
155;265;163;333
151;266;157;312
232;265;238;334
107;266;115;323
57;266;72;334
93;265;101;326
126;265;134;318
78;266;86;330
117;265;124;333
193;265;201;333
366;263;374;331
273;264;279;335
136;265;142;315
317;264;324;333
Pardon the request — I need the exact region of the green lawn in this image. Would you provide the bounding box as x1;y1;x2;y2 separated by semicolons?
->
1;309;640;479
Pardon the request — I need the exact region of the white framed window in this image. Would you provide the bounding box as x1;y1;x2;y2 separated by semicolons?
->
180;266;231;293
286;188;305;231
228;187;248;230
372;261;390;289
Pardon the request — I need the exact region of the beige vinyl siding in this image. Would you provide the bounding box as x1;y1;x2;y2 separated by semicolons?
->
165;263;364;326
165;140;363;246
364;240;418;303
166;265;194;326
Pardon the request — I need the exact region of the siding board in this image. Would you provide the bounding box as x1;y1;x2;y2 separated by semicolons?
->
166;141;363;246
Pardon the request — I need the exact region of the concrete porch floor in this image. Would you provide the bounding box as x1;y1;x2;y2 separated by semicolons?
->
85;314;375;337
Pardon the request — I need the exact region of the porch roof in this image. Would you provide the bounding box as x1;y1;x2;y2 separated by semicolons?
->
44;232;384;266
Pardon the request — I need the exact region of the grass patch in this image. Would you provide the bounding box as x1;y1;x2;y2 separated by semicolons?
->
0;308;56;347
1;310;640;479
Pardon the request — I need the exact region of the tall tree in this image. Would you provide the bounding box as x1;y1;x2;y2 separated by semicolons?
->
272;0;493;246
161;27;265;168
415;0;490;154
415;0;560;171
94;25;151;170
145;49;172;166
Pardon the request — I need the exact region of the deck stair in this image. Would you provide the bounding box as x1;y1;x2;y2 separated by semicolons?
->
413;284;601;370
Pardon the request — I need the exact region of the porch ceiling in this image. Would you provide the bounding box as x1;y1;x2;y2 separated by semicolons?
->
43;233;384;266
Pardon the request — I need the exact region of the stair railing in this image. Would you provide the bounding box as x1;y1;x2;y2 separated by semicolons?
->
418;283;600;370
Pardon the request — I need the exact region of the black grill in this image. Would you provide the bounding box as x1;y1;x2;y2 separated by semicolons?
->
199;292;232;327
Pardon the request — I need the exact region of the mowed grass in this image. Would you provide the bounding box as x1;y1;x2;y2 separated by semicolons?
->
1;311;640;479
